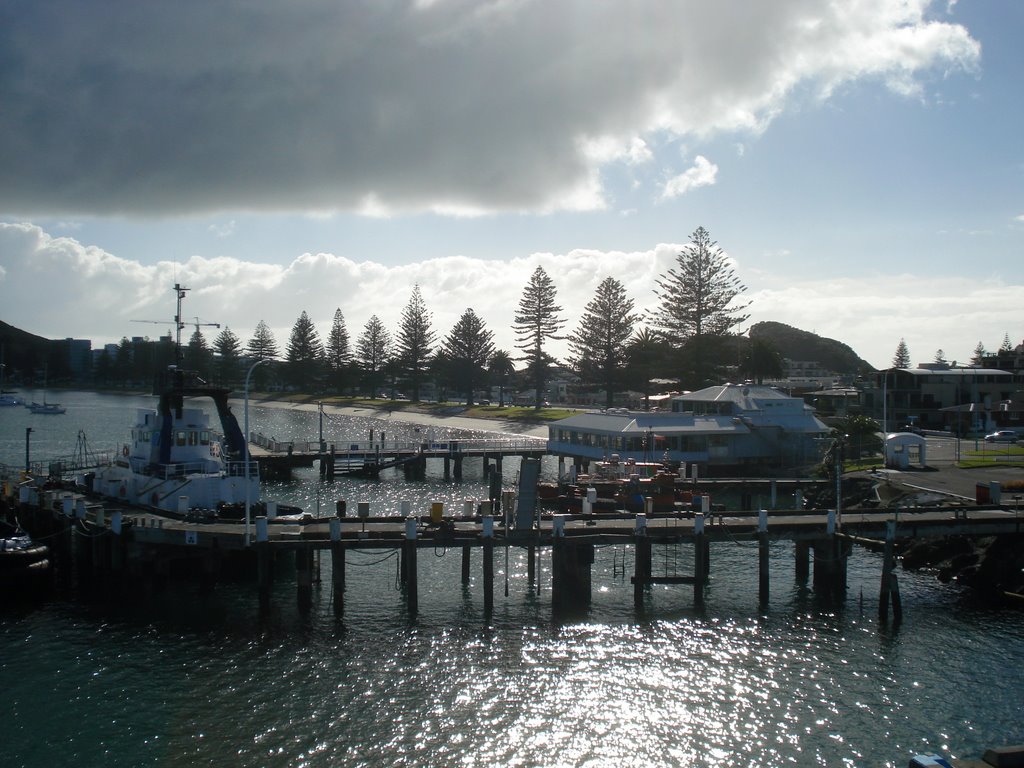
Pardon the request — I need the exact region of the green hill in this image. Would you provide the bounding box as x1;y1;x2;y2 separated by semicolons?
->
748;321;875;374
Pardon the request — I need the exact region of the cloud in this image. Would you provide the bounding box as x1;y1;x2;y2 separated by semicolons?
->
0;1;979;217
661;155;719;199
3;222;1020;373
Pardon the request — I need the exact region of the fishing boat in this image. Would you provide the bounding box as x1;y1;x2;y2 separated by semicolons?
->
91;366;264;516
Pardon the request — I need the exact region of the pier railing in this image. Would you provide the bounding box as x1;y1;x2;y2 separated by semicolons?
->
251;433;547;457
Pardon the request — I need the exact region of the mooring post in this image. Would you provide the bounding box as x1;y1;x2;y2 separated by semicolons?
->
256;516;271;610
694;513;706;606
461;544;471;584
758;509;769;605
405;516;418;614
633;513;650;608
482;515;494;615
794;540;810;583
878;519;903;622
330;518;345;617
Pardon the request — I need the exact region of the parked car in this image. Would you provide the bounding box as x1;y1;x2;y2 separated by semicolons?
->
984;430;1018;443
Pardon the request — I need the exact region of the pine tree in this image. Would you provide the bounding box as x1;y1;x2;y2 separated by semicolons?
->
245;320;280;390
513;266;565;409
356;315;392;396
892;338;910;368
441;308;495;405
246;320;280;361
1000;333;1013;353
185;326;213;375
970;341;986;367
567;276;639;408
325;308;352;394
285;311;324;388
212;326;242;386
395;285;436;402
649;227;749;385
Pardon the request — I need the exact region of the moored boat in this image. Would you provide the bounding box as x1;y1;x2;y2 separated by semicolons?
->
0;520;52;594
92;366;261;516
27;400;66;415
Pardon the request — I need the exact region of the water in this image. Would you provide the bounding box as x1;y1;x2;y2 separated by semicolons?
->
2;392;1023;767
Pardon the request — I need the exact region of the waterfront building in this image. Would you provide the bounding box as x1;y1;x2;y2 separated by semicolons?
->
547;382;830;476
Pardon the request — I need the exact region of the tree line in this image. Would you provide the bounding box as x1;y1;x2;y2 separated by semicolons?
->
92;227;786;406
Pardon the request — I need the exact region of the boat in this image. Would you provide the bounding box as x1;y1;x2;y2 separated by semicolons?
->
0;393;23;407
27;400;66;415
91;365;264;516
0;520;52;593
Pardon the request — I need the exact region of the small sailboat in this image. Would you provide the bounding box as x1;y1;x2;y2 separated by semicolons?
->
25;365;65;414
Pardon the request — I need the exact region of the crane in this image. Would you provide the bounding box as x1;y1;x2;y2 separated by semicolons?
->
131;284;219;363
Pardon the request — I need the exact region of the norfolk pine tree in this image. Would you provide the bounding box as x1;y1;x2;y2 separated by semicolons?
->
356;315;392;397
285;311;325;388
513;266;565;409
325;308;352;394
567;276;639;408
892;339;910;368
212;326;242;386
442;308;495;405
649;227;749;386
396;285;436;402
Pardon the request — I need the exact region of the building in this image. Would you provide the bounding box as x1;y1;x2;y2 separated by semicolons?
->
546;383;830;477
862;364;1017;434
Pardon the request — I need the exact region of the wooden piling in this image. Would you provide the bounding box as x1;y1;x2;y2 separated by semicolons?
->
482;517;494;615
404;517;418;614
461;545;471;584
758;509;769;605
794;541;810;583
330;518;345;617
634;536;652;607
694;513;706;606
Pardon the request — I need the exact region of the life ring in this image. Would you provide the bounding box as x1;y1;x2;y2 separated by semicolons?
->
122;445;129;457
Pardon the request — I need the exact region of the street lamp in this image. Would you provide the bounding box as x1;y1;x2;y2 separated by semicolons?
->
244;359;268;546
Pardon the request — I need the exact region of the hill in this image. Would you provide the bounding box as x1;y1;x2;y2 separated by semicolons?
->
748;321;875;374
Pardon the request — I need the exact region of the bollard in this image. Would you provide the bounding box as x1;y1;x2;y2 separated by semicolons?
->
463;500;475;518
266;501;278;519
482;515;494;538
405;516;418;540
256;516;269;543
827;509;836;535
400;500;412;517
553;514;566;537
335;498;347;517
329;518;341;541
701;495;711;515
634;512;648;535
358;501;370;518
430;501;443;524
758;509;768;533
62;493;73;516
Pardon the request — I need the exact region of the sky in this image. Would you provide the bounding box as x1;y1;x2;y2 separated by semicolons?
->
1;0;1022;372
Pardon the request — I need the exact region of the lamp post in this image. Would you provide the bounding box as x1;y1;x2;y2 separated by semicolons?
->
244;359;268;546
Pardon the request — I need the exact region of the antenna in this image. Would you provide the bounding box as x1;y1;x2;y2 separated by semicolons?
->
130;284;218;364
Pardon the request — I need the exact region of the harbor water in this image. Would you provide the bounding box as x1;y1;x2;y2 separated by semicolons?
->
1;391;1022;767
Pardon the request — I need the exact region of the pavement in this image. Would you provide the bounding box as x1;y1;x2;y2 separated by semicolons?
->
857;464;1024;505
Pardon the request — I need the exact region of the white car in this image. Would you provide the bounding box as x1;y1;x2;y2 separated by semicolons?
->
984;430;1018;443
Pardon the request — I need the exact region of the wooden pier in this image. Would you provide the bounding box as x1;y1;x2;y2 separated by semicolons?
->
6;480;1023;622
249;434;547;480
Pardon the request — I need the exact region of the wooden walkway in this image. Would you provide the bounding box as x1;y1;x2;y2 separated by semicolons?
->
9;480;1023;621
